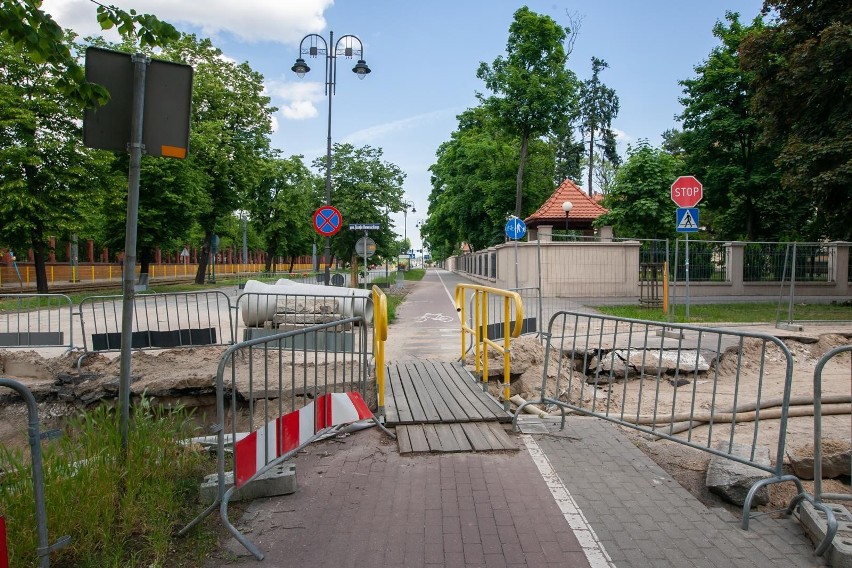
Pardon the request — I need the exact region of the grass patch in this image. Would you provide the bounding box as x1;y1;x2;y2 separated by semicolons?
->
596;302;852;323
0;399;215;567
403;268;426;281
386;294;404;323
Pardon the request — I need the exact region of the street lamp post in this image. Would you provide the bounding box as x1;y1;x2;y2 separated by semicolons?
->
292;32;371;285
562;201;573;235
402;200;415;250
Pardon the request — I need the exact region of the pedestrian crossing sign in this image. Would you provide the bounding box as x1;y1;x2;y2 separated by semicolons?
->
676;207;699;233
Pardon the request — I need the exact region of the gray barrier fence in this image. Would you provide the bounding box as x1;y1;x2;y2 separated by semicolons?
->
179;317;392;559
0;294;74;351
785;344;852;556
515;311;804;527
76;291;235;360
0;379;70;567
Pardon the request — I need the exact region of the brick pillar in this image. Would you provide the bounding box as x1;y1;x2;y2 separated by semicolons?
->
155;247;162;264
102;247;109;263
87;240;94;263
49;236;56;262
192;247;197;263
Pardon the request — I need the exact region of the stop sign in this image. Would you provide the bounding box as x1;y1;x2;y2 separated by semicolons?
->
671;175;703;207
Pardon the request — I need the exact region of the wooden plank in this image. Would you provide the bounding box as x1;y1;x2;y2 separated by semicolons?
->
407;424;430;453
397;364;428;423
386;365;413;424
410;361;457;422
460;422;492;451
437;362;503;421
428;361;489;422
414;360;469;422
477;423;518;451
447;362;510;421
433;424;462;452
402;364;442;423
487;423;519;451
382;363;399;423
448;423;473;452
397;426;413;454
422;424;442;452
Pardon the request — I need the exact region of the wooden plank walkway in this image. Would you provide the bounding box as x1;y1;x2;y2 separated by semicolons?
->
385;361;517;454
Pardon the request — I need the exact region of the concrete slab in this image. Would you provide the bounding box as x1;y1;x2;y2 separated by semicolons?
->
199;461;295;504
796;500;852;568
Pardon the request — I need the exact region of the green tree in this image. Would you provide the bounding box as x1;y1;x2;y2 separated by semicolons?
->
476;6;577;217
579;57;620;194
0;34;121;292
740;0;852;240
249;156;317;272
551;119;585;186
156;35;276;283
678;12;805;241
311;144;405;267
596;141;683;239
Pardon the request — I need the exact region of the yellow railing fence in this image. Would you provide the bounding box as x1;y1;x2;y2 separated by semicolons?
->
454;284;523;411
371;285;388;418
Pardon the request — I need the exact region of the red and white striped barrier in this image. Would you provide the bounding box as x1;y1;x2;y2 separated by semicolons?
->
1;515;8;568
234;392;373;487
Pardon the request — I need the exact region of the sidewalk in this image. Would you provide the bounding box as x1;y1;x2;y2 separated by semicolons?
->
207;269;829;567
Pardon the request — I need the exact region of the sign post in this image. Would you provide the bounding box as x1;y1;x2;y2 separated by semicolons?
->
505;217;527;289
351;223;380;289
672;176;704;320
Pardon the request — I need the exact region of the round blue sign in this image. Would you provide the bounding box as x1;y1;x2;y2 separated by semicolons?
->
505;217;527;240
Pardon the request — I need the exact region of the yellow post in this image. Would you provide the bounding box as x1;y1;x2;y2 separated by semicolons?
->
91;265;95;281
662;261;669;315
50;266;54;282
502;296;511;407
26;266;30;284
109;266;112;280
480;290;489;391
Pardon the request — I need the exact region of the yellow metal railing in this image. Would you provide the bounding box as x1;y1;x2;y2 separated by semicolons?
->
372;285;388;418
454;284;523;411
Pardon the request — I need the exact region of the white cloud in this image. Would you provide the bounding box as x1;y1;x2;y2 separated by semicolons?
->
281;100;319;120
343;109;456;145
42;0;333;44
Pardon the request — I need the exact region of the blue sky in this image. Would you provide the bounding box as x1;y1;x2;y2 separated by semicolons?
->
46;0;765;251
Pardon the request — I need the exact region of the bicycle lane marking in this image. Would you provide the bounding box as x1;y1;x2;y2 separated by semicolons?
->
522;434;614;568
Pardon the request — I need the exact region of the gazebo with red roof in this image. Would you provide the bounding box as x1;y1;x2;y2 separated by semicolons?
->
524;179;607;235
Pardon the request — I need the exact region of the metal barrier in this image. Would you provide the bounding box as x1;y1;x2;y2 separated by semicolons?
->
455;284;523;410
179;317;392;559
0;294;75;351
515;311;805;526
784;344;852;556
0;379;70;567
76;291;234;360
372;285;388;418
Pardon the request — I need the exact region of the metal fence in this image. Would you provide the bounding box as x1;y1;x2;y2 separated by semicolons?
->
672;239;727;282
515;311;804;527
0;379;70;567
0;294;75;351
179;316;390;559
77;291;235;358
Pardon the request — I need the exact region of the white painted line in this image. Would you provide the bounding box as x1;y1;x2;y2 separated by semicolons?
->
522;434;615;568
435;269;462;321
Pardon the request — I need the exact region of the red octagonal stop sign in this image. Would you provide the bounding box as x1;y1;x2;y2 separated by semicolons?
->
671;175;703;207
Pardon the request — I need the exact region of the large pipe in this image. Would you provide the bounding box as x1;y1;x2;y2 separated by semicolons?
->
239;279;373;327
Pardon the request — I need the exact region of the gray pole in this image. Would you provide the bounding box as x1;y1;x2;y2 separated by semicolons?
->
363;229;369;290
787;241;797;323
242;213;248;266
118;53;148;454
685;233;690;320
323;31;335;286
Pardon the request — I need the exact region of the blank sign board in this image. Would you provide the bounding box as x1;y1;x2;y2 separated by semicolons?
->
83;47;193;158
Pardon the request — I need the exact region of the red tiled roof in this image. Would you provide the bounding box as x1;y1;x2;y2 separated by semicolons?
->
524;179;608;229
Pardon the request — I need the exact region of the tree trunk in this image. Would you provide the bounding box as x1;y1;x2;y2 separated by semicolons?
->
139;247;151;275
31;235;48;294
515;131;530;217
194;230;212;284
288;256;295;273
264;251;273;272
587;124;595;194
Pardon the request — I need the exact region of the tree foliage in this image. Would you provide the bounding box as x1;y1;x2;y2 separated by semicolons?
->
0;33;121;292
678;12;806;241
423;106;554;259
740;0;852;240
476;6;577;217
578;57;620;194
596;141;683;239
312;144;405;266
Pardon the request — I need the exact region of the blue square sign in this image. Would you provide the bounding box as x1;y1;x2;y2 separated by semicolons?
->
676;207;699;233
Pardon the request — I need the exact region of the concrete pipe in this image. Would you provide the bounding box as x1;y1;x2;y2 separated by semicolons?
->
239;279;373;327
